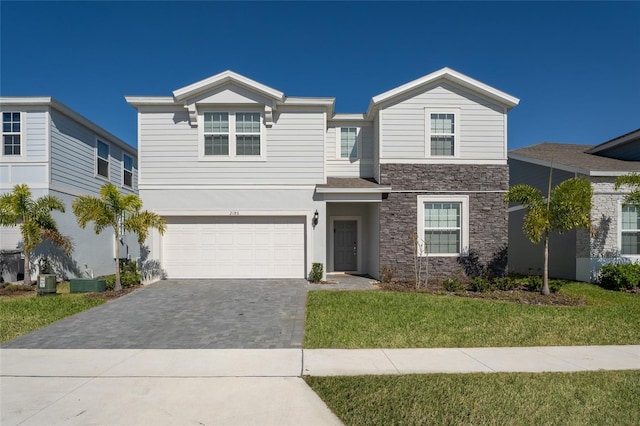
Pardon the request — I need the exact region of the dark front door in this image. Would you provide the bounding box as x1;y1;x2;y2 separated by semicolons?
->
334;220;357;271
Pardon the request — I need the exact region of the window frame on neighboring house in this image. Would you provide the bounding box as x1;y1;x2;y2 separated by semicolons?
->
417;195;469;256
2;111;22;156
122;153;134;188
426;109;459;157
96;139;110;179
200;110;265;160
620;203;640;256
337;127;359;159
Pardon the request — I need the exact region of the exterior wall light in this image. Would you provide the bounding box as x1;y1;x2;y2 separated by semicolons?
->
312;210;319;227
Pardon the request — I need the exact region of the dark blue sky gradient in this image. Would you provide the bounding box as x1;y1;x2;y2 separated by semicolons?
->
1;1;638;149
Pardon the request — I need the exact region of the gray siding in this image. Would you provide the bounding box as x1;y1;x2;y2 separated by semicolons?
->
326;123;374;178
508;209;577;279
50;109;136;194
0;109;48;186
509;159;575;194
373;114;380;182
138;105;325;186
25;109;48;161
380;82;505;159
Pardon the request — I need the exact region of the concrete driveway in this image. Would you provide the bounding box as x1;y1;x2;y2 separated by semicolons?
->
1;279;308;349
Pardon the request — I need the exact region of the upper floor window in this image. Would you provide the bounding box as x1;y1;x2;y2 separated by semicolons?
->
96;140;109;178
429;113;456;156
123;153;133;188
203;112;262;158
2;112;21;156
417;195;469;256
621;204;640;255
340;127;358;159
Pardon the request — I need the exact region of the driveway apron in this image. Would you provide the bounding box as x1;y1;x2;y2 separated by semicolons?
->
1;279;308;349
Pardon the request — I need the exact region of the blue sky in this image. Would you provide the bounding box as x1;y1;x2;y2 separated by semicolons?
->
1;1;639;150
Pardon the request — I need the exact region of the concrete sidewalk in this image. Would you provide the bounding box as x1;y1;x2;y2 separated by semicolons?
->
2;346;639;425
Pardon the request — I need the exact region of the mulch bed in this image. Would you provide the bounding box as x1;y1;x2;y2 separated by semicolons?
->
378;282;586;306
0;283;142;300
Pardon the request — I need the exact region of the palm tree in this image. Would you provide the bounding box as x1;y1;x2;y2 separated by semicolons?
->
0;184;73;285
615;172;640;206
505;170;592;295
72;183;166;291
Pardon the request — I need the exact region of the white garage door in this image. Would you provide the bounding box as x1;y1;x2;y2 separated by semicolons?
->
162;216;306;279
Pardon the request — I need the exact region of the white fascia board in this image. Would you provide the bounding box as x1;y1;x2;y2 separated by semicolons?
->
124;96;177;107
366;67;520;117
0;97;135;156
279;97;335;116
173;70;285;102
329;113;370;122
315;186;391;194
507;153;635;177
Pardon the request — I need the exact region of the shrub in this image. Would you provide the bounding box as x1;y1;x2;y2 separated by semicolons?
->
443;278;465;292
102;261;141;291
598;263;640;291
524;275;542;292
523;276;563;293
379;265;395;283
494;277;518;291
469;277;494;292
310;263;323;283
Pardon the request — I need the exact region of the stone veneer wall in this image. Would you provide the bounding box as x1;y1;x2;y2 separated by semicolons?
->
379;164;508;280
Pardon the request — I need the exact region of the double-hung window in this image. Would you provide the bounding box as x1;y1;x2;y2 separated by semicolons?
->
621;204;640;255
429;113;456;156
203;112;262;158
204;112;229;156
417;195;469;256
123;154;133;188
96;140;109;178
236;113;261;156
2;112;21;156
340;127;358;159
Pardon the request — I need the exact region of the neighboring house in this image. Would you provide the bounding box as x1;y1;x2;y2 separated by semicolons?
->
0;97;139;282
126;68;519;280
508;128;640;282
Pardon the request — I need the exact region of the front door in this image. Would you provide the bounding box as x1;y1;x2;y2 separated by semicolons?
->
334;220;357;271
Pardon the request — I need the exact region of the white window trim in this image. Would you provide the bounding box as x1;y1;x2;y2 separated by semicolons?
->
417;194;469;257
618;201;640;259
425;109;460;158
95;139;110;180
198;109;266;162
1;111;24;158
335;127;361;160
122;153;133;188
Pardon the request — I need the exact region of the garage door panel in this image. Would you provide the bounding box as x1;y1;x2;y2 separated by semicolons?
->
162;216;305;279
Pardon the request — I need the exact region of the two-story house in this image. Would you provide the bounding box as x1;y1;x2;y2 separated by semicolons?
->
126;68;519;281
0;97;139;282
508;129;640;282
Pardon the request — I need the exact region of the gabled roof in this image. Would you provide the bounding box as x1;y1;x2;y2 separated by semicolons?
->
0;96;135;156
585;127;640;155
509;143;640;176
367;67;520;117
172;70;285;102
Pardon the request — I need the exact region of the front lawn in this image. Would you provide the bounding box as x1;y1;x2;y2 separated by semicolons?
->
304;283;640;348
0;283;106;343
306;370;640;426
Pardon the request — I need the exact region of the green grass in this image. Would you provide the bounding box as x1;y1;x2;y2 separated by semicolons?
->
0;286;105;343
304;283;640;348
305;370;640;426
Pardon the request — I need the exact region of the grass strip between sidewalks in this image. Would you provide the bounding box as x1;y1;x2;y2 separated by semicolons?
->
306;370;640;426
304;283;640;348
